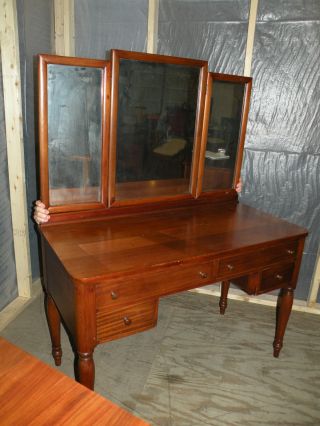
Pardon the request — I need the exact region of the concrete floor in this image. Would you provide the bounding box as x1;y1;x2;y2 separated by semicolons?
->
1;291;320;426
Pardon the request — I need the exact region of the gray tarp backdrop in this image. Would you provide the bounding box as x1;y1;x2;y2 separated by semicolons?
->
6;0;318;310
242;0;320;301
75;0;148;58
158;0;250;74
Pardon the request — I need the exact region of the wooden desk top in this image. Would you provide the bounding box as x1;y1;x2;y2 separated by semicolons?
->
41;203;307;282
0;337;150;425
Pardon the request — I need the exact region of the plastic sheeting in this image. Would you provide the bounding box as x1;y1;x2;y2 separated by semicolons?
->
17;0;53;279
0;62;18;310
242;0;320;301
158;0;250;74
75;0;148;59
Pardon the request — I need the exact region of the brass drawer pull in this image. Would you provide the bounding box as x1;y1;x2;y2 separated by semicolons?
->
123;316;132;326
199;271;208;279
227;264;234;271
110;291;118;300
286;249;295;255
275;274;283;280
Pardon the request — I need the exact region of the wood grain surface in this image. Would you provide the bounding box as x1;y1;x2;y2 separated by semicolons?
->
41;203;307;282
0;337;150;425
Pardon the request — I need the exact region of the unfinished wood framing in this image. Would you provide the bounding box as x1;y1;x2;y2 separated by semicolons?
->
147;0;159;54
54;0;75;56
0;0;32;298
308;249;320;307
244;0;259;76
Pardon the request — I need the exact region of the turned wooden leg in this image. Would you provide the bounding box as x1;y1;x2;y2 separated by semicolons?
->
45;294;62;366
219;280;230;314
77;351;95;390
273;287;294;358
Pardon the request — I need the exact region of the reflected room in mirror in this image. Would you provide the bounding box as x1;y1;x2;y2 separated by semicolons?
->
200;74;252;194
110;50;207;203
38;55;110;212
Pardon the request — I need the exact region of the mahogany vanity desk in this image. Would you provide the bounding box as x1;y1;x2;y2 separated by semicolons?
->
38;51;307;390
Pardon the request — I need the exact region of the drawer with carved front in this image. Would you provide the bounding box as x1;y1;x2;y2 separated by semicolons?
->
217;240;298;279
96;262;213;309
96;300;158;343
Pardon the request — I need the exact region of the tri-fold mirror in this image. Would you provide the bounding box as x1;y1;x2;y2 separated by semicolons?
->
38;51;252;214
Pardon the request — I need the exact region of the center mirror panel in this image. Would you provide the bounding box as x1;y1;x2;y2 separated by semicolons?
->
110;51;207;203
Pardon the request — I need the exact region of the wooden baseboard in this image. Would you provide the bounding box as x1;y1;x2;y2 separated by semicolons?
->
0;279;42;331
191;286;320;315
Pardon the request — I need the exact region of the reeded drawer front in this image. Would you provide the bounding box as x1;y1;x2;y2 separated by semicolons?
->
96;300;158;343
257;263;294;294
217;240;298;279
96;262;212;309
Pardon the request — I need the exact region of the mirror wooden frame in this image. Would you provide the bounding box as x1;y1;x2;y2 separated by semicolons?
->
38;54;110;214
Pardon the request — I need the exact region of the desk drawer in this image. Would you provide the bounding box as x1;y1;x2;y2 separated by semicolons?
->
217;240;298;278
96;262;212;309
96;300;158;343
257;263;294;294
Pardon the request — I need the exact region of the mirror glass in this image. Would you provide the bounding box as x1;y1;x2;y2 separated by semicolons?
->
115;59;200;200
47;64;103;205
202;80;245;191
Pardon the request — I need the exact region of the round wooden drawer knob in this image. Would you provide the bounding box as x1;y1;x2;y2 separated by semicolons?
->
110;291;118;300
227;264;234;270
123;316;132;326
199;271;208;279
276;274;283;280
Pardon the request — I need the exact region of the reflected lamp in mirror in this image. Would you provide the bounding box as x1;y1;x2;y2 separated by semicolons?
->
38;54;110;213
109;50;208;204
198;73;252;195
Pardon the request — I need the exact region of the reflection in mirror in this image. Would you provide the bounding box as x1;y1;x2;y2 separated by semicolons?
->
48;64;102;205
115;59;200;200
202;80;245;191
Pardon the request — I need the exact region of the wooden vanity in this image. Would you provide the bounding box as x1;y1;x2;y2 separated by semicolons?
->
38;50;307;389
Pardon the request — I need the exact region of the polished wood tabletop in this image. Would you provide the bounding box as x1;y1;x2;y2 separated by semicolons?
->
0;337;150;425
41;202;307;281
